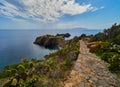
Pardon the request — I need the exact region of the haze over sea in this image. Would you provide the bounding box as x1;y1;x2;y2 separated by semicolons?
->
0;29;102;70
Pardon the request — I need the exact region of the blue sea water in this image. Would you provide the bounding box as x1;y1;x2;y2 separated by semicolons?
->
0;29;102;70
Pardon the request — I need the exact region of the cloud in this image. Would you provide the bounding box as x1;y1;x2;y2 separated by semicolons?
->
90;6;104;12
0;0;100;23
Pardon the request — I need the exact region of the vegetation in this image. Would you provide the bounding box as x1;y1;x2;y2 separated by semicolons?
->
88;23;120;75
0;37;80;87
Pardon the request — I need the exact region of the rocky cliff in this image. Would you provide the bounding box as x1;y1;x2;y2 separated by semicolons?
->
34;33;70;49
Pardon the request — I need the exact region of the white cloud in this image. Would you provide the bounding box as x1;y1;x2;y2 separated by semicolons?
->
91;6;104;12
0;0;100;23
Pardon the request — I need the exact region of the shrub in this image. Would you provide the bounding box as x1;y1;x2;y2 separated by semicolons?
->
11;69;17;76
28;62;34;69
21;58;28;63
17;65;25;73
65;58;73;69
11;78;17;86
108;54;120;72
101;52;114;63
31;59;37;63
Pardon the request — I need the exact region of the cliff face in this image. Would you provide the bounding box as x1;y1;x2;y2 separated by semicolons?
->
34;35;59;49
34;33;70;49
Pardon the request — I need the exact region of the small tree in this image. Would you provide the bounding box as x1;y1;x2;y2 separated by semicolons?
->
21;58;28;63
80;33;86;38
31;59;37;63
17;65;25;73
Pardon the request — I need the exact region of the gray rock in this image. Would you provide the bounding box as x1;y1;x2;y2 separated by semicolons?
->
78;82;86;87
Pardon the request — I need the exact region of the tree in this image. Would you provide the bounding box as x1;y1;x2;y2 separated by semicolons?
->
21;58;28;63
17;65;25;73
90;32;106;41
80;33;87;39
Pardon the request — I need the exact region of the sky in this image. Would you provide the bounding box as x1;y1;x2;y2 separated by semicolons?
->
0;0;120;30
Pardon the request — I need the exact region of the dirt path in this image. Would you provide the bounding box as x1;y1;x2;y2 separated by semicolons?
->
63;40;119;87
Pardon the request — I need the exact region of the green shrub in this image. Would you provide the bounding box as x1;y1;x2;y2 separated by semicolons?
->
108;54;120;72
93;42;120;73
17;65;25;73
113;35;120;45
65;58;73;69
101;52;114;63
28;62;34;69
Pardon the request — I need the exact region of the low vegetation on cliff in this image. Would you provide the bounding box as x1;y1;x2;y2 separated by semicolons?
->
88;23;120;76
0;35;79;87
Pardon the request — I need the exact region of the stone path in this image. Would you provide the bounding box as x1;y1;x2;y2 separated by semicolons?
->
63;40;119;87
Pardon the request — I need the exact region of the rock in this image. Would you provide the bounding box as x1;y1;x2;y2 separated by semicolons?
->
67;51;79;61
34;81;53;87
78;82;86;87
56;33;71;38
19;73;27;81
44;37;59;48
49;69;63;78
89;77;98;83
98;86;104;87
35;64;49;75
34;35;51;44
34;34;66;49
97;80;109;87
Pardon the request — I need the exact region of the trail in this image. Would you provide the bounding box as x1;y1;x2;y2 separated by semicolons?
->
64;40;119;87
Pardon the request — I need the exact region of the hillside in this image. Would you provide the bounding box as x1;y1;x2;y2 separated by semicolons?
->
0;35;80;87
89;24;120;74
63;40;119;87
0;24;120;87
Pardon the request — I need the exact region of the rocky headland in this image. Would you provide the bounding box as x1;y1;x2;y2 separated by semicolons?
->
34;33;71;49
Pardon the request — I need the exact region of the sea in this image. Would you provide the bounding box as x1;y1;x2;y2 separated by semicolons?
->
0;29;102;71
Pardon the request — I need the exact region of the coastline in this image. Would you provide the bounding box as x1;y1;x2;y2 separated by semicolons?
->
0;34;80;86
0;29;101;71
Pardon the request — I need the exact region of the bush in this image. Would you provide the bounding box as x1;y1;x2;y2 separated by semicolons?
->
17;65;25;73
101;52;115;63
108;54;120;72
65;58;73;69
21;58;28;63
